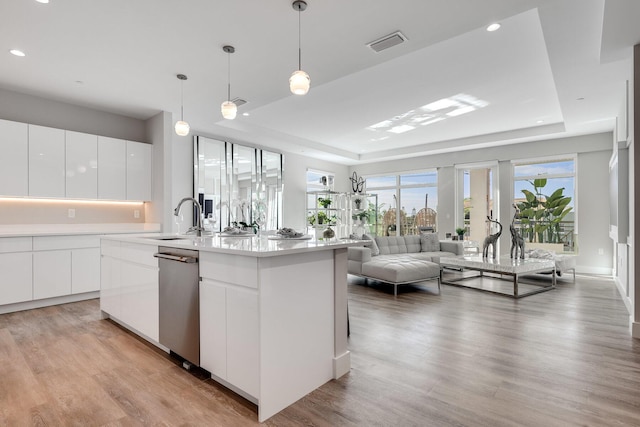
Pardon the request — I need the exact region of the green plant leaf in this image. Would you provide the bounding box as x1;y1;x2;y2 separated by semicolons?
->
533;178;547;189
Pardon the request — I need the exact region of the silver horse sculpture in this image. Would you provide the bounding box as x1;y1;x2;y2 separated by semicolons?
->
510;204;525;259
482;217;502;259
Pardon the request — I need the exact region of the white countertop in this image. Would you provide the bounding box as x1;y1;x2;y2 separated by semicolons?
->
102;233;364;258
0;223;161;237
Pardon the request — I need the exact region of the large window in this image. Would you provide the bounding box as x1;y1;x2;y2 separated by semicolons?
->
366;171;438;236
513;157;576;253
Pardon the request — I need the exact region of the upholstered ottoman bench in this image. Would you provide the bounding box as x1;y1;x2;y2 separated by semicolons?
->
360;256;441;296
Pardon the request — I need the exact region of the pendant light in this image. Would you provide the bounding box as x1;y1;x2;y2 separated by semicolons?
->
174;74;190;136
290;0;310;95
221;45;237;120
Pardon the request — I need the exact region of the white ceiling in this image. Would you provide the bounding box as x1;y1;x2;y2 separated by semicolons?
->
1;0;638;165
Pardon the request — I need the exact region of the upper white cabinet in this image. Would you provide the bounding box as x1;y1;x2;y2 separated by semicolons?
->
126;141;152;201
97;136;126;200
28;124;65;198
66;131;98;199
0;119;151;202
0;119;28;196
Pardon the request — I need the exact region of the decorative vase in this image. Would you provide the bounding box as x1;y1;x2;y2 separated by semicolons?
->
323;226;335;239
354;200;361;210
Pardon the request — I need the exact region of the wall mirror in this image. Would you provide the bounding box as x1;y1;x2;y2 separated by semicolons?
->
194;136;283;232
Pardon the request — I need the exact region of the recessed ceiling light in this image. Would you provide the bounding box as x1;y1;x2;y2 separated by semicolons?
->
242;112;250;116
536;120;544;124
9;49;26;57
36;0;50;3
486;23;501;32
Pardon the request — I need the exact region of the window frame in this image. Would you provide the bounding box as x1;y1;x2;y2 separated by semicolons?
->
511;154;578;249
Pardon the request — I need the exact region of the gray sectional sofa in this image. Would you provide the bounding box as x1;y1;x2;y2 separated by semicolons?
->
348;234;464;295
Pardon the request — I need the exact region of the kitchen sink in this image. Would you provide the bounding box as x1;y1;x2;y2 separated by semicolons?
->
149;236;190;240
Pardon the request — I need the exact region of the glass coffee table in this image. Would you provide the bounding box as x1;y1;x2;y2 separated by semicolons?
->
440;256;556;298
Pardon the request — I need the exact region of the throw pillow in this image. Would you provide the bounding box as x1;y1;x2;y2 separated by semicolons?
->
420;233;440;252
361;233;380;256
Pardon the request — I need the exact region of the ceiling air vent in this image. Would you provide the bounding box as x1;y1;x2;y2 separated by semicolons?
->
367;31;407;53
231;97;247;107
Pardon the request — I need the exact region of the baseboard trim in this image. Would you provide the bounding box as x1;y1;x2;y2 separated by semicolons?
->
0;291;99;315
632;322;640;339
333;350;351;379
613;277;633;314
576;265;613;276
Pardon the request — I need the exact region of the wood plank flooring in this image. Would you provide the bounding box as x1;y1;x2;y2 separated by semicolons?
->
1;274;639;426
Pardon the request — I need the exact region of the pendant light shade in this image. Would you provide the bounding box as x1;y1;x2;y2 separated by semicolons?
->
221;45;237;120
175;120;190;136
174;74;190;136
290;0;310;95
290;70;310;95
221;100;237;120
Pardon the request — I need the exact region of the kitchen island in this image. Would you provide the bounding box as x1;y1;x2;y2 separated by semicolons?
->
100;233;360;422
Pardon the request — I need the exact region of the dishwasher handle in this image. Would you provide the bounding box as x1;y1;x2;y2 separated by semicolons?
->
154;253;198;263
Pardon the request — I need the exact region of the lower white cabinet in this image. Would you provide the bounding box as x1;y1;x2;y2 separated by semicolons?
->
200;277;259;398
72;248;101;294
32;236;101;300
0;252;33;305
100;240;159;342
33;250;72;299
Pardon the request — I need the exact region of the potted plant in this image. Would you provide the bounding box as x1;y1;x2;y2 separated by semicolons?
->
456;227;466;240
516;178;572;250
352;210;369;222
318;197;332;209
354;197;363;210
316;211;329;225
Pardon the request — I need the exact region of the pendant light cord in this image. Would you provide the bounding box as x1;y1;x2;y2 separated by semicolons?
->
227;51;232;102
298;7;302;70
180;79;184;121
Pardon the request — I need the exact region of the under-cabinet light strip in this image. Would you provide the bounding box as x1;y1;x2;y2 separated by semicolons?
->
0;197;144;206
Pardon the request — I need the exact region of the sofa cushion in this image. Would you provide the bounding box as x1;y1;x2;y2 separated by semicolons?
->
375;236;409;255
404;235;422;253
420;233;440;252
362;257;440;284
361;234;380;256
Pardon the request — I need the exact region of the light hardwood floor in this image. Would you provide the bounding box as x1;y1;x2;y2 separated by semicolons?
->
1;274;639;426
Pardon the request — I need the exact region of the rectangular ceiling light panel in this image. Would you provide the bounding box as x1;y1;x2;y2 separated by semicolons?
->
367;31;407;53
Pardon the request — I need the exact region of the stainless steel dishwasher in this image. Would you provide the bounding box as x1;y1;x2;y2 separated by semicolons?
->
154;246;200;367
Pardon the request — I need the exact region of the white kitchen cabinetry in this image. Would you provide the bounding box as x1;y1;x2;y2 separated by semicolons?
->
0;119;28;196
100;241;159;342
66;131;98;199
126;141;152;201
0;237;33;305
226;286;259;397
199;280;228;379
29;124;66;197
97;136;126;200
32;235;101;300
33;250;72;299
200;252;259;399
100;239;121;319
72;248;101;294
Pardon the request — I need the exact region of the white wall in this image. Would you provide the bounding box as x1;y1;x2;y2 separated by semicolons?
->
0;88;146;142
350;133;613;274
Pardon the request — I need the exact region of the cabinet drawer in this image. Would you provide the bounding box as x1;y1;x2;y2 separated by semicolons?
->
200;252;258;289
0;237;32;253
33;235;100;251
119;242;157;268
